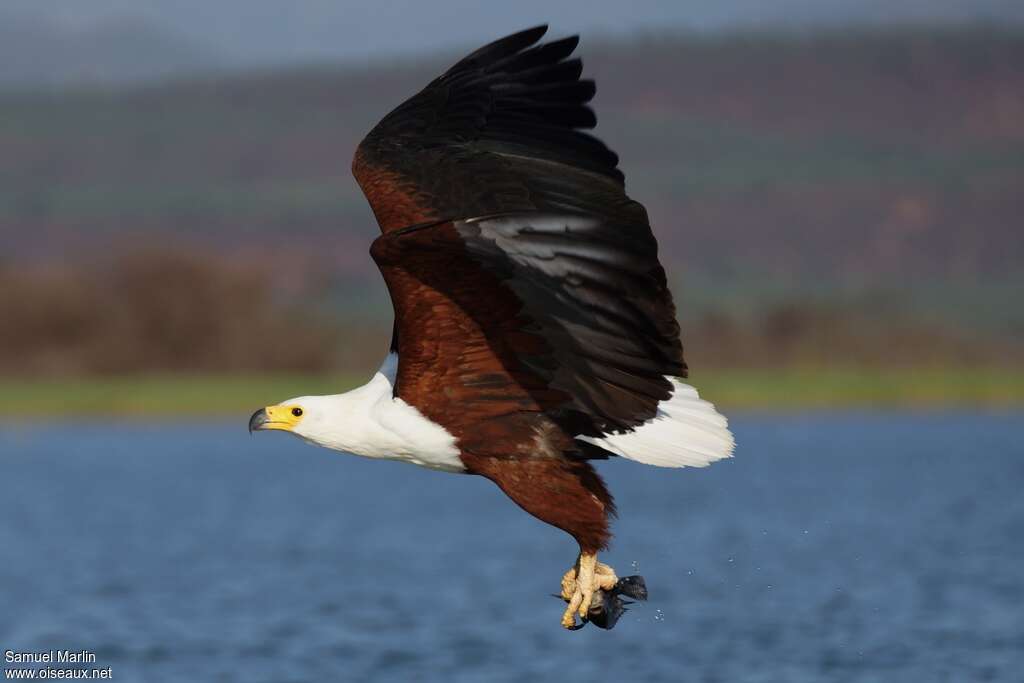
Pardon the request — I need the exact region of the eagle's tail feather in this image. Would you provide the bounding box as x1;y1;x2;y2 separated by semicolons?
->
580;379;735;468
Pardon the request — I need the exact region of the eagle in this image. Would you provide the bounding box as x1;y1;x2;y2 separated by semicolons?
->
248;25;735;630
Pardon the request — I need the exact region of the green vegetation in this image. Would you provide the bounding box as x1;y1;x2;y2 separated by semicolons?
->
0;374;362;418
2;368;1021;419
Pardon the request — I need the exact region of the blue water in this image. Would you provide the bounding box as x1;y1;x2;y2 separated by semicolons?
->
2;413;1023;682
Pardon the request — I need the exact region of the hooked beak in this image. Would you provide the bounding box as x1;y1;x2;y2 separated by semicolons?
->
248;404;303;434
248;408;269;434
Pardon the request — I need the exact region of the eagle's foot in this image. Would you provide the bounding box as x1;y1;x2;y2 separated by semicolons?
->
560;552;618;629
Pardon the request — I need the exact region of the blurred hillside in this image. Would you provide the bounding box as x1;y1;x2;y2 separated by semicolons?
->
0;11;222;88
4;0;1021;78
2;27;1023;377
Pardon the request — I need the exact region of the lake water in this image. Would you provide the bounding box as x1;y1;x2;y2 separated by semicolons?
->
2;413;1022;682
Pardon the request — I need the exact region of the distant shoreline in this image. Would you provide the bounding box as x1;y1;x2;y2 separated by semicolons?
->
2;367;1021;418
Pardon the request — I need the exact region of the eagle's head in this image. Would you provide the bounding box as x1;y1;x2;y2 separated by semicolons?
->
248;395;338;447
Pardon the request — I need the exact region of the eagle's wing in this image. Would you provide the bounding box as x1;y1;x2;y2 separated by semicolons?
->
352;25;624;231
356;26;685;442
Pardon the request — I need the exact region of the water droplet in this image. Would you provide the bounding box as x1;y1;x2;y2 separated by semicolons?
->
686;569;693;576
766;584;773;589
803;530;809;534
631;560;640;572
727;557;734;563
654;609;665;622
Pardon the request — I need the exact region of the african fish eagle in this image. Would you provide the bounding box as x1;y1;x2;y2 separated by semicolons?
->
248;25;735;630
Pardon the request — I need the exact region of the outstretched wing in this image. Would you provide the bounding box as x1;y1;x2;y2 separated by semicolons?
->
371;213;683;440
357;26;685;442
352;25;624;233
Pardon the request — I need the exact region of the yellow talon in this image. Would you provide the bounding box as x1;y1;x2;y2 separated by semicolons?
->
560;551;619;629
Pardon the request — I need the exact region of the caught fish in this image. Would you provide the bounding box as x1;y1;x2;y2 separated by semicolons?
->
559;575;649;630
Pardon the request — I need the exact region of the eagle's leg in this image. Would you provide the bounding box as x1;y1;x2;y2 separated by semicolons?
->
457;452;616;629
560;551;619;629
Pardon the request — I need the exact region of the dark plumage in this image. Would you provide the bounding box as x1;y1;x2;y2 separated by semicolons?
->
359;26;686;443
357;23;686;601
350;26;730;630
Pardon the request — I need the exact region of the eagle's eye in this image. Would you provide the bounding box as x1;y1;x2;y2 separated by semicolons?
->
291;407;303;417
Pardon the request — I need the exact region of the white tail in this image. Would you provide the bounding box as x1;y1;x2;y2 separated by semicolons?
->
581;379;735;468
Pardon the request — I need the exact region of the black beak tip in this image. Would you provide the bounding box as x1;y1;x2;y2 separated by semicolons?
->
248;408;268;434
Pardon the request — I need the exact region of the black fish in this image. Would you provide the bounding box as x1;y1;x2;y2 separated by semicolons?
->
560;575;649;630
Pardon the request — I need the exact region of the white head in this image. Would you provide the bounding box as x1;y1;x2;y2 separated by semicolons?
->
248;394;347;450
246;372;464;472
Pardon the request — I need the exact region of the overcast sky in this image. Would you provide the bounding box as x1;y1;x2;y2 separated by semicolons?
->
5;0;1023;67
